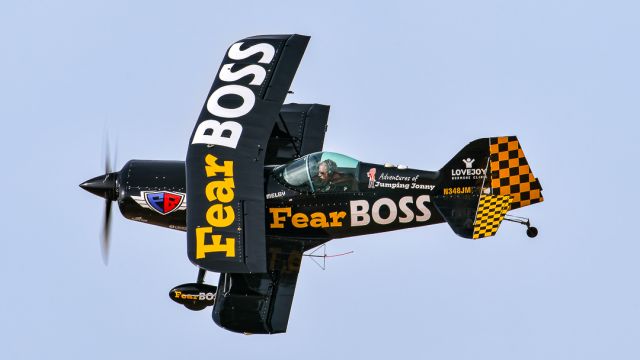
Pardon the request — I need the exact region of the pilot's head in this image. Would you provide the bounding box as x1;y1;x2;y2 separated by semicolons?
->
318;159;337;182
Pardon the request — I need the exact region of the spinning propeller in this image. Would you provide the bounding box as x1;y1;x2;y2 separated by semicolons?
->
79;139;119;264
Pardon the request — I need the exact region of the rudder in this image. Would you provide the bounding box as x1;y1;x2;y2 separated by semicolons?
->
488;136;543;210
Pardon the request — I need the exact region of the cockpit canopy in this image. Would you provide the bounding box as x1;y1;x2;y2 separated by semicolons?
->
272;152;360;193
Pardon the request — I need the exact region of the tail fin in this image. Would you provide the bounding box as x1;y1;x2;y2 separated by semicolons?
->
487;136;543;210
434;136;543;239
439;138;491;181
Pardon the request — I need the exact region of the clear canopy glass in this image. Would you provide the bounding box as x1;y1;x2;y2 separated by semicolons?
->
273;152;360;193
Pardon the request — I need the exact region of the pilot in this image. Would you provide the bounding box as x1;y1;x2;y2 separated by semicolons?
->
316;159;352;192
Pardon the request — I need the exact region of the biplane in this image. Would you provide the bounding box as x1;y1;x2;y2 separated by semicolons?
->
80;34;544;334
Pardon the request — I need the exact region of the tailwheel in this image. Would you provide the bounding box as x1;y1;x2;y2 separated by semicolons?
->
504;215;538;238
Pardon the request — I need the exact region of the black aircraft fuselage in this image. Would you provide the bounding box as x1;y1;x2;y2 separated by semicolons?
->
263;156;445;245
90;154;451;252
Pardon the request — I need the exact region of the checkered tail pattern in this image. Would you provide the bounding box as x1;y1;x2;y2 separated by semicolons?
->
489;136;543;210
472;194;512;239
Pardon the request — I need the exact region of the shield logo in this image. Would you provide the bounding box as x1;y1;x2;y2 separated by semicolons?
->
141;191;186;215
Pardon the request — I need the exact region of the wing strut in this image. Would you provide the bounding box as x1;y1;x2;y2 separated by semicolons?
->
277;113;301;157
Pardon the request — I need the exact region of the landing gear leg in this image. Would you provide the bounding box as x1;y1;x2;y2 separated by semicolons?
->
197;267;206;284
504;215;538;238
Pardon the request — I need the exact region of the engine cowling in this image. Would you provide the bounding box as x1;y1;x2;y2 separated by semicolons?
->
117;160;187;231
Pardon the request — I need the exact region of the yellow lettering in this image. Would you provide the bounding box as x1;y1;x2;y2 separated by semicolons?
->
329;211;347;227
204;154;233;177
309;212;329;228
174;291;182;298
206;204;235;227
267;209;347;228
195;227;235;258
205;177;235;202
291;213;309;228
269;208;291;229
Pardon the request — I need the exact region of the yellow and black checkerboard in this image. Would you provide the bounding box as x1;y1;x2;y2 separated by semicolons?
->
489;136;543;210
473;194;512;239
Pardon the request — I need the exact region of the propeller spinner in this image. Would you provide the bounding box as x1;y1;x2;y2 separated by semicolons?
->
79;142;119;265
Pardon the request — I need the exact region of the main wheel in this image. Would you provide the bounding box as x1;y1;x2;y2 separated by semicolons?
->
526;227;538;238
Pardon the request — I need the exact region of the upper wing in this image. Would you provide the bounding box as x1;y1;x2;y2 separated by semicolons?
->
265;103;330;165
186;35;309;273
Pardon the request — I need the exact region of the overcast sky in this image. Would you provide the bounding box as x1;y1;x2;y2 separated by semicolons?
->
2;1;639;359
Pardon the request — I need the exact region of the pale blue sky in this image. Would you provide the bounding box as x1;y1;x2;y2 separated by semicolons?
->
2;1;639;359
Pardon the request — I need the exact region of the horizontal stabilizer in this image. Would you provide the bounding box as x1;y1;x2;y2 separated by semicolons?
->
472;194;512;239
